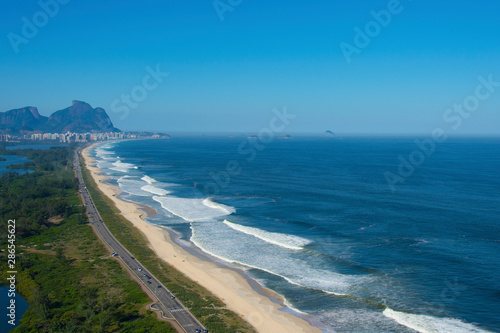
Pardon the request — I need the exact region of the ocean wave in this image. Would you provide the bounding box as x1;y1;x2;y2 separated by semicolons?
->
282;297;311;316
95;145;115;159
96;160;115;170
141;175;157;184
383;308;493;333
153;196;235;222
223;220;310;250
141;185;170;196
96;147;114;154
117;176;151;196
314;308;409;332
202;198;236;215
190;221;369;296
110;160;136;173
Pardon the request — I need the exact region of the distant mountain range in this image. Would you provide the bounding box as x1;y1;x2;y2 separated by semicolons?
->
0;100;120;134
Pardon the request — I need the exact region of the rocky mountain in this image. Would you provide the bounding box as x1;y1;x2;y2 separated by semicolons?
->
42;100;120;133
0;101;120;134
0;106;48;133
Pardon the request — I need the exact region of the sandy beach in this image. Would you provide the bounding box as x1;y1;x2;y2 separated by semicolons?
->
82;143;321;333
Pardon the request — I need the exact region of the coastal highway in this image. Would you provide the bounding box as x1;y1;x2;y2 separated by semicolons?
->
73;150;208;333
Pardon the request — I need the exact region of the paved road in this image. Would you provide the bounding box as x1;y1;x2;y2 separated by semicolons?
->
73;150;208;333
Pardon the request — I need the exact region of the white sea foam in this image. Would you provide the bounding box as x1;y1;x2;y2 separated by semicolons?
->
95;145;116;161
282;297;309;316
153;196;235;222
141;185;170;196
202;198;235;215
95;147;114;156
316;308;406;332
117;176;151;196
383;308;493;333
96;160;115;171
110;160;135;173
141;175;157;184
190;221;369;296
94;145;118;171
223;220;310;250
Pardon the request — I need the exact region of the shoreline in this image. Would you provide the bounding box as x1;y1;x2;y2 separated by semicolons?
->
82;142;322;333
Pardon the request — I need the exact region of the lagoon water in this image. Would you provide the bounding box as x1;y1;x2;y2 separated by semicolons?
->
0;286;29;332
0;155;31;177
0;144;68;176
91;137;500;332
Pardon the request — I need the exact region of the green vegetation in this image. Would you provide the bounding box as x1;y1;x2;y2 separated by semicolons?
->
0;147;78;243
80;155;257;333
0;145;73;171
0;146;177;332
0;144;256;332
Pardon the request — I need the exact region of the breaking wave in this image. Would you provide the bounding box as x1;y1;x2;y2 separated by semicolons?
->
223;220;311;250
383;308;493;333
153;196;235;222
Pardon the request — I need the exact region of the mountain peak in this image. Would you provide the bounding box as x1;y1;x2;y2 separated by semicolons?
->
0;101;120;134
0;106;48;133
72;100;89;106
28;106;43;119
68;100;93;113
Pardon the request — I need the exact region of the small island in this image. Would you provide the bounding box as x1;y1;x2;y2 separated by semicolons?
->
323;130;335;137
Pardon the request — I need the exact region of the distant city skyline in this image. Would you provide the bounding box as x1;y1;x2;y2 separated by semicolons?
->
1;0;499;134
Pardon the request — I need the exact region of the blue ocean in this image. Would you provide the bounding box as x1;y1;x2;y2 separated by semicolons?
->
90;136;500;333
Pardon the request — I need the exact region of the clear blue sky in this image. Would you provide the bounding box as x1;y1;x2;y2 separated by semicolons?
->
1;0;499;134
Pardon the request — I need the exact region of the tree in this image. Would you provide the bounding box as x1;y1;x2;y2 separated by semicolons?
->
30;289;50;320
54;246;65;261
